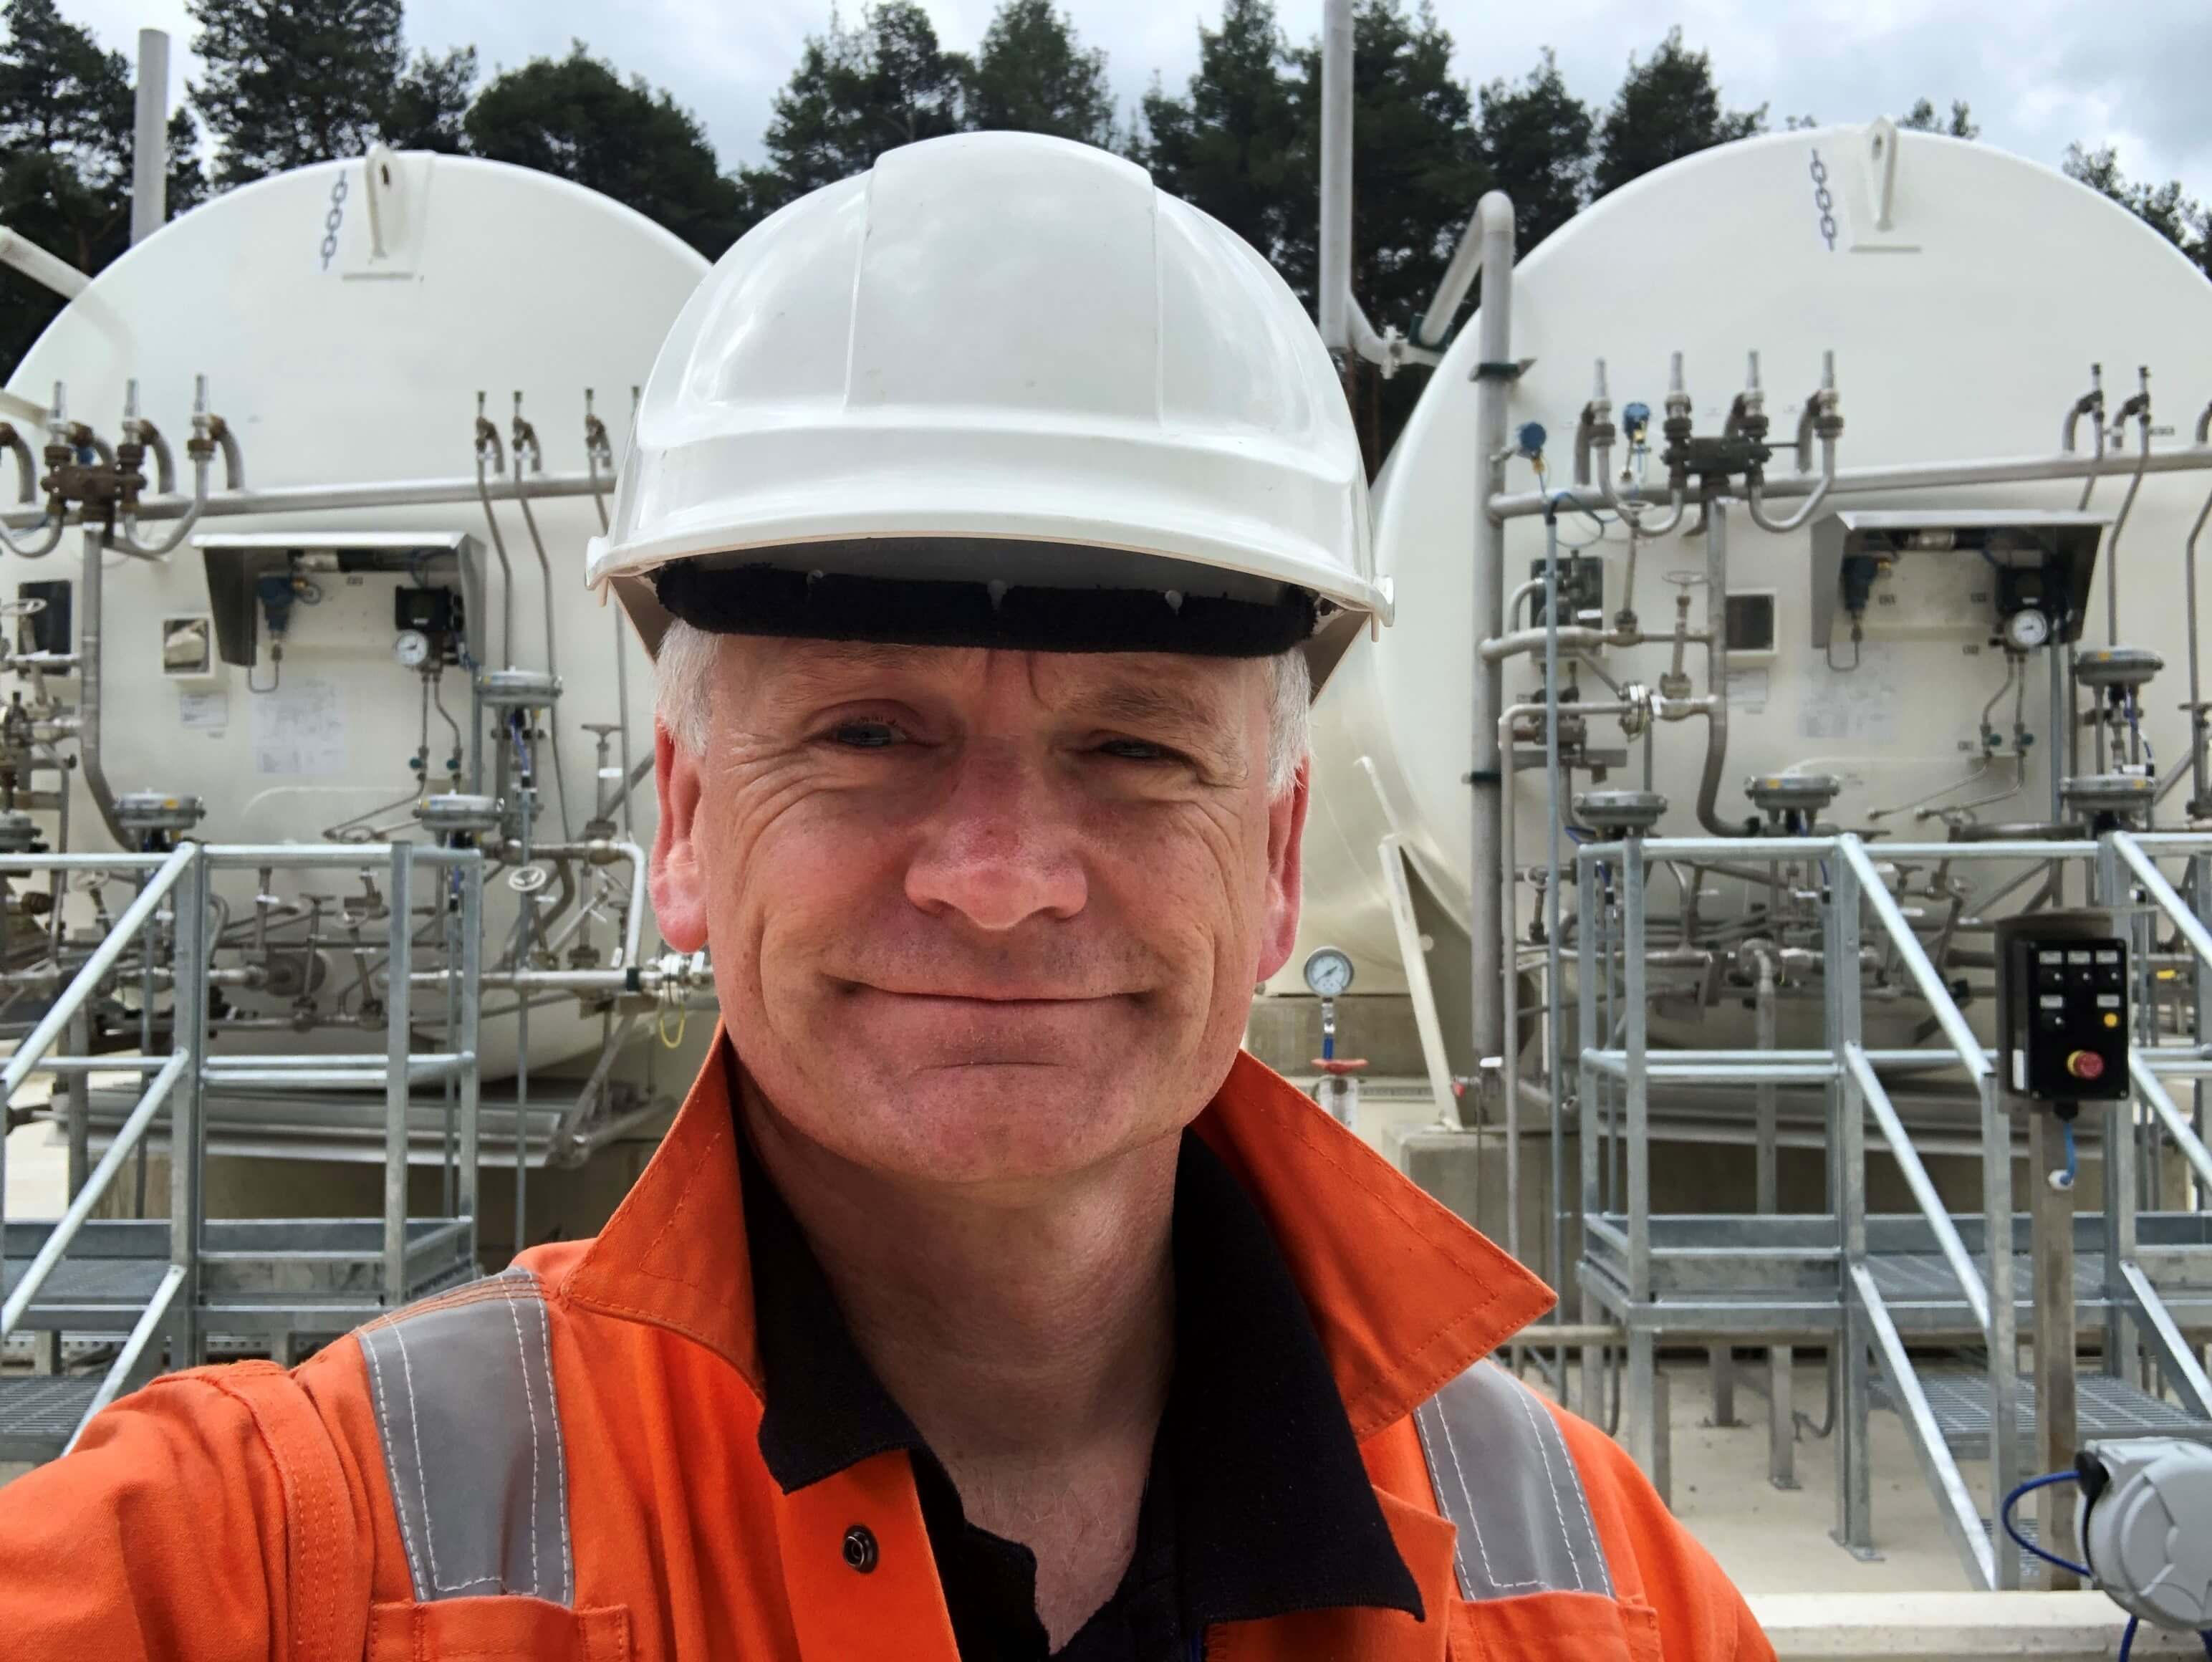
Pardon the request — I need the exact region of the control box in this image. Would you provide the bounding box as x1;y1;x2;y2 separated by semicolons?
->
1996;915;2128;1102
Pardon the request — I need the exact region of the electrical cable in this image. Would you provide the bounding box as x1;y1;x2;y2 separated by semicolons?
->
2117;1615;2137;1662
1999;1469;2090;1580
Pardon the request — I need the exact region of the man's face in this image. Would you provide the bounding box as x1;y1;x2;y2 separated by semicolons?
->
650;635;1307;1189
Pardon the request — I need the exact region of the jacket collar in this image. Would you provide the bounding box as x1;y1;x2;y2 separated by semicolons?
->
559;1028;1553;1438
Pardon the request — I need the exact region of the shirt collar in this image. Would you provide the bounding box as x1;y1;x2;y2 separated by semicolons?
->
561;1025;1553;1446
739;1073;1423;1625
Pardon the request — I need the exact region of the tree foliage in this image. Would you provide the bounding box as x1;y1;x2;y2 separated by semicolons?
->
1476;48;1591;253
1;0;207;371
1137;0;1302;269
467;45;742;257
968;0;1114;146
1593;27;1765;197
1900;97;1978;140
186;0;405;183
385;44;475;153
740;2;971;221
2064;143;2211;279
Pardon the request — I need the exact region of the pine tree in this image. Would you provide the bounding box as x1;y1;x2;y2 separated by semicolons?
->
1592;27;1764;198
1476;48;1592;254
1136;0;1302;268
466;45;744;259
1;0;135;370
186;0;405;183
2064;143;2211;280
967;0;1115;146
1282;1;1488;331
1900;98;1978;140
739;2;969;221
385;44;476;153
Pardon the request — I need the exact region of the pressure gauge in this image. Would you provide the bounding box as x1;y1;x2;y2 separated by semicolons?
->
1302;946;1355;999
2004;608;2052;652
393;629;432;669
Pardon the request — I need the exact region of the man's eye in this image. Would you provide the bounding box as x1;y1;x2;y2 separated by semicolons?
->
1097;738;1176;762
828;721;903;749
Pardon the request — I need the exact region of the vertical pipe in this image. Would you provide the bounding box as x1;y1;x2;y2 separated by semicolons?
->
78;532;130;847
168;847;205;1368
383;843;413;1305
1577;850;1600;1418
1469;193;1516;1137
130;31;169;246
1542;510;1566;1323
1316;0;1352;355
1983;1075;2021;1587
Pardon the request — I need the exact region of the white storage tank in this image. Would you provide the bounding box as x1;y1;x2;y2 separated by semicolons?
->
1294;124;2212;991
4;151;711;1072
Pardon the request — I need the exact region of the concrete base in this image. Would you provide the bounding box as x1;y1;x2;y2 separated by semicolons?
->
1751;1592;2189;1657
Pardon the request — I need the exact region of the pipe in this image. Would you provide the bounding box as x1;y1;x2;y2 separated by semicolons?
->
1316;0;1352;355
1744;352;1841;534
130;31;168;246
0;224;89;299
1693;500;1740;835
77;532;131;847
585;396;638;839
1489;440;2212;522
1468;190;1516;1132
471;401;516;667
508;403;573;842
3;466;662;534
2103;370;2153;644
1589;356;1688;537
1416;208;1486;348
2064;364;2106;513
1482;623;1614;663
2185;400;2212;815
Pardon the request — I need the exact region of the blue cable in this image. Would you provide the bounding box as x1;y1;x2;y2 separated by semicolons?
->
2059;1118;2079;1191
2117;1615;2138;1661
1999;1470;2091;1579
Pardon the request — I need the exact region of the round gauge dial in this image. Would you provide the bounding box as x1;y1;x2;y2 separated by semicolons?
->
393;629;432;668
1302;946;1355;999
2004;608;2052;651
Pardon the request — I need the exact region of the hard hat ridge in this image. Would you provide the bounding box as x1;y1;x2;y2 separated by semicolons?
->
590;129;1386;686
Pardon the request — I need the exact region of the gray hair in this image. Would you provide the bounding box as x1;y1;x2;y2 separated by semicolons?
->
654;618;1310;795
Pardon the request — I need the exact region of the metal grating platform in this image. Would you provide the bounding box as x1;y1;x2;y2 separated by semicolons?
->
0;1375;104;1461
1874;1368;2212;1461
1;1255;170;1307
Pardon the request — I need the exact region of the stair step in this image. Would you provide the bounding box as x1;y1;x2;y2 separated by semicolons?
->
0;1375;103;1461
1873;1368;2212;1460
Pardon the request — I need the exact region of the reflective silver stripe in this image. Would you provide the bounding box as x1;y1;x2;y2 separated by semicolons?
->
1410;1358;1612;1600
357;1267;575;1605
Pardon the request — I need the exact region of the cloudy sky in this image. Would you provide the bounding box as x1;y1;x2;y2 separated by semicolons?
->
58;1;2212;205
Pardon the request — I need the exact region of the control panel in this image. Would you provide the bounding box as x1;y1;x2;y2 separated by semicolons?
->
1999;931;2129;1102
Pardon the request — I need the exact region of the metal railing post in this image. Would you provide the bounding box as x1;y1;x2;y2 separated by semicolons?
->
1621;837;1658;1485
1577;847;1601;1418
168;847;207;1367
1827;847;1874;1555
383;842;413;1304
2095;836;2140;1382
458;852;483;1264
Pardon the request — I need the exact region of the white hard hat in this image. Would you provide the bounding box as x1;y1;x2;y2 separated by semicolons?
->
588;130;1388;686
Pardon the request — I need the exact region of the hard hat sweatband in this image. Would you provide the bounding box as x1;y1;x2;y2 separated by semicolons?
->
653;559;1318;658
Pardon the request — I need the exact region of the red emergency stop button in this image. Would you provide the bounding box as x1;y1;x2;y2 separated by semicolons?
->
2065;1049;2105;1082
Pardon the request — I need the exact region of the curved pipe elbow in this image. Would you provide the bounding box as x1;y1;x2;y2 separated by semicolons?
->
111;456;212;559
1744;441;1838;535
0;425;34;504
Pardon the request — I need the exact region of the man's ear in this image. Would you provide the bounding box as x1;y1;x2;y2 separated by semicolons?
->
1254;756;1310;985
649;718;709;953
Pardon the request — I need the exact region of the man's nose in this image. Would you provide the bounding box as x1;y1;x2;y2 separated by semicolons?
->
903;744;1087;930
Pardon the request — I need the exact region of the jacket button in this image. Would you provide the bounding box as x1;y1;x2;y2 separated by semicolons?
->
842;1524;878;1574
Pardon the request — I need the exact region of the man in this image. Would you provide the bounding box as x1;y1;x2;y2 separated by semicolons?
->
0;133;1770;1659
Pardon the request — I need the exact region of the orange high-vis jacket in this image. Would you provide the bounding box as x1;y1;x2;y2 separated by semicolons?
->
0;1042;1773;1661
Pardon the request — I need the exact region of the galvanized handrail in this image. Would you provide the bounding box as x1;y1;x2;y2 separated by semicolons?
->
1835;835;1991;1082
62;1262;186;1454
2130;1049;2212;1194
2110;830;2212;970
1843;1042;1991;1337
1;1049;188;1336
0;841;196;1105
